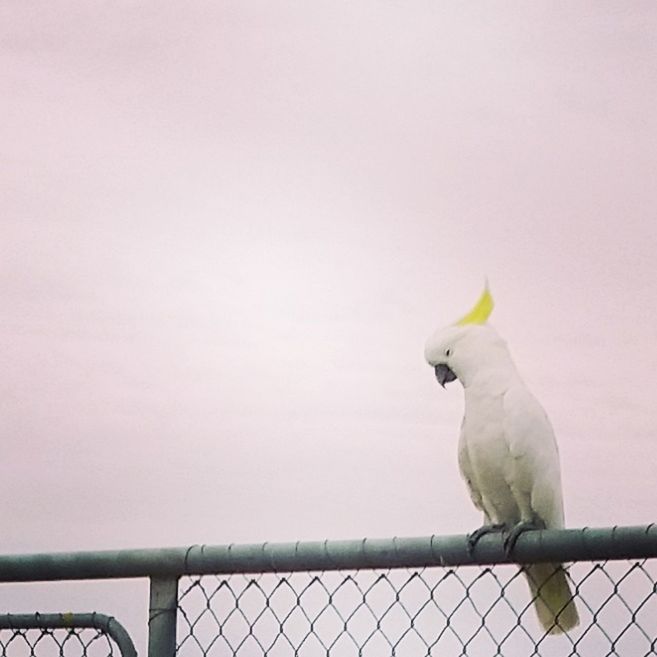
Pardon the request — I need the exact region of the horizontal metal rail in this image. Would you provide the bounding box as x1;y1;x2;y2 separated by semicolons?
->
0;524;654;582
0;612;137;657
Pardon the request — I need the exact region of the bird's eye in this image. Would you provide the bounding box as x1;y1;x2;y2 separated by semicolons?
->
444;348;452;357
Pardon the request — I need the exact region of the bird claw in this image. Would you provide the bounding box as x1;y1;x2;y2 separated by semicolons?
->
503;521;540;557
467;523;507;557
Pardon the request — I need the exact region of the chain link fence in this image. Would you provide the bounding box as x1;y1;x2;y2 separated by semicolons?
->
0;526;656;656
0;614;137;657
0;628;115;657
176;559;657;656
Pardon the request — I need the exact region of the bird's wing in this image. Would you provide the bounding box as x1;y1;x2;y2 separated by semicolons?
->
503;384;565;529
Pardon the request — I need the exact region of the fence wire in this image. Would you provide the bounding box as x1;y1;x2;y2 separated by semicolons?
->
176;559;657;656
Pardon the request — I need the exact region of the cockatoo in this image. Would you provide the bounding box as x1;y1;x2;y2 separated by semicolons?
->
424;285;579;634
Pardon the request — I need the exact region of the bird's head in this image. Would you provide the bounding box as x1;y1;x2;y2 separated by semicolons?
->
424;284;512;389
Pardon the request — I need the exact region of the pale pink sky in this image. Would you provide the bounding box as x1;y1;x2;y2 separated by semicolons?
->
2;2;657;648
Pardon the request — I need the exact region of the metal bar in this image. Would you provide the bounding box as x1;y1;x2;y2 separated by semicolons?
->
148;577;178;657
0;524;654;582
0;612;137;657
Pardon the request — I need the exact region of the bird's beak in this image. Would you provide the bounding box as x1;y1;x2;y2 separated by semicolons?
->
434;363;457;388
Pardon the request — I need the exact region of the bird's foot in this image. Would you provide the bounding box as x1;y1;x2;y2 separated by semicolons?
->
503;520;541;557
467;523;508;556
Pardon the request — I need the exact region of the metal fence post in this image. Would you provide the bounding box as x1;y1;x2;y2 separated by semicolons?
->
148;576;178;657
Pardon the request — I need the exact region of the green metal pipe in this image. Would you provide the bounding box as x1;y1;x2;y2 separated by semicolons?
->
147;577;178;657
0;524;654;583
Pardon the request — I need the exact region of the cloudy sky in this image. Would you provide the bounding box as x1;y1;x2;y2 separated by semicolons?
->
2;1;656;648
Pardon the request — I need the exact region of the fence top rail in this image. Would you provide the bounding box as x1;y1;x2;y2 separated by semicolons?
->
0;524;654;583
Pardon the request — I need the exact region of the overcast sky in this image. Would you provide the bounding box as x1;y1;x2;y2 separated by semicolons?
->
2;1;656;649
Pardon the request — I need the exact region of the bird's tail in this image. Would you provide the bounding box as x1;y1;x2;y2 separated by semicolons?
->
523;562;579;634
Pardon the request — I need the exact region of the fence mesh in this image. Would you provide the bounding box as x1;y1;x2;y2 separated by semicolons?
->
0;628;117;657
177;559;657;656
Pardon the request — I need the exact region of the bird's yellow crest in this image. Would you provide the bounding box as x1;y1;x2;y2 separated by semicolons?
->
455;283;494;326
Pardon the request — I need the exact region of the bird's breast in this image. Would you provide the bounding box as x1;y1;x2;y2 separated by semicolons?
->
460;392;516;516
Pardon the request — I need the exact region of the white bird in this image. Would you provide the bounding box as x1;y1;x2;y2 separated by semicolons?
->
424;284;579;634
